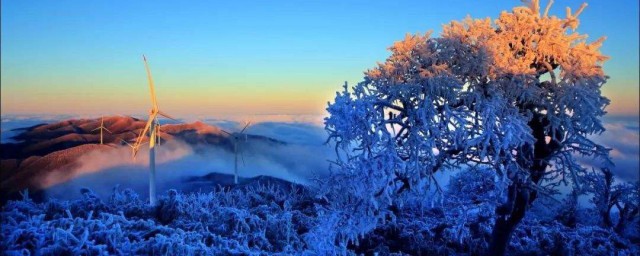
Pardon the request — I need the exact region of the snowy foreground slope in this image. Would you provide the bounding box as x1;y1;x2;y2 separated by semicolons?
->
2;170;638;255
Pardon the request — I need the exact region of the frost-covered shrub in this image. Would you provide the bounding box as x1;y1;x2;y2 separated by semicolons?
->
307;156;397;254
156;189;183;224
2;181;639;255
344;169;639;255
344;169;498;255
510;219;639;255
447;167;503;205
1;182;317;255
582;168;640;235
109;186;151;220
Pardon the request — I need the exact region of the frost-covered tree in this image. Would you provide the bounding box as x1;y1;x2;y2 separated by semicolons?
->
584;168;639;234
324;0;611;254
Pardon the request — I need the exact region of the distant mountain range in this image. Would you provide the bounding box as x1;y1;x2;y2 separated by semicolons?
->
0;116;285;202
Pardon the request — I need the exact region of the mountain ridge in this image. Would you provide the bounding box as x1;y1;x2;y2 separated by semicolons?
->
0;116;286;202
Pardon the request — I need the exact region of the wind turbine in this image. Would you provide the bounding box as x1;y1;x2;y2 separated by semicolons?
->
92;116;112;145
221;121;251;185
130;55;176;206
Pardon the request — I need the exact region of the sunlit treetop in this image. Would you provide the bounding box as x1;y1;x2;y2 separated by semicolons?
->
368;0;608;83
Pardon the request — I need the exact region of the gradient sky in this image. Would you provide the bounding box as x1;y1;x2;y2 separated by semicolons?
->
1;0;638;118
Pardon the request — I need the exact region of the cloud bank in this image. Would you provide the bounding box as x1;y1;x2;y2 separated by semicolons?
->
590;117;640;182
2;114;637;201
37;120;334;200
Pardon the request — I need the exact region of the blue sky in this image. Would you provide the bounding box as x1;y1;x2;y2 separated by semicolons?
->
1;0;638;116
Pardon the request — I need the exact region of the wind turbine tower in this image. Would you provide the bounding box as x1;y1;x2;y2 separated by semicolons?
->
222;121;251;185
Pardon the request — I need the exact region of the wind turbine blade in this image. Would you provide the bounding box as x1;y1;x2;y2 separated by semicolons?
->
157;110;176;121
240;121;251;133
143;55;159;111
91;127;100;132
121;139;134;148
131;139;140;158
132;147;139;159
104;127;113;134
134;116;154;150
221;129;232;136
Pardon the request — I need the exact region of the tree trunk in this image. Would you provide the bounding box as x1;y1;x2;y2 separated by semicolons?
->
490;216;516;256
489;113;553;255
602;169;614;228
489;181;531;255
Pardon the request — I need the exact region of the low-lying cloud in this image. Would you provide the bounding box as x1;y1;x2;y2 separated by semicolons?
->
589;117;640;182
42;121;334;200
39;139;193;190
